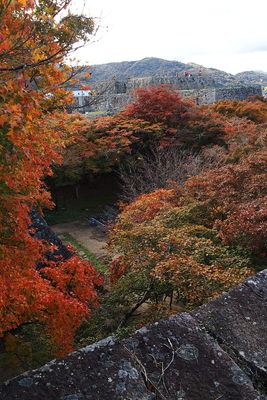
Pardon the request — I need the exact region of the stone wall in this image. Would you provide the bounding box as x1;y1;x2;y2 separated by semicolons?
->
178;88;216;105
178;86;263;105
90;85;263;112
1;269;266;399
88;78;263;112
215;86;263;102
123;74;218;92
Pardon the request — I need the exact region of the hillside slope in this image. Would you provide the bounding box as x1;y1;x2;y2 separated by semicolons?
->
80;57;267;87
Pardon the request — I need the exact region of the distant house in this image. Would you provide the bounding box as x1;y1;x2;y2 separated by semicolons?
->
73;89;92;108
73;89;91;97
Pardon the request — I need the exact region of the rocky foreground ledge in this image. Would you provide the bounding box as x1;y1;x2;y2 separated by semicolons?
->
1;270;267;400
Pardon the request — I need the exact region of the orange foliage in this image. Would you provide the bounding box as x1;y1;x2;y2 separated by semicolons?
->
185;141;267;254
122;85;193;126
0;0;101;355
51;113;164;182
108;189;253;307
213;98;267;123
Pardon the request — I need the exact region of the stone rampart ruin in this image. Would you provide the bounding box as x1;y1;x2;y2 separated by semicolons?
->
84;76;263;112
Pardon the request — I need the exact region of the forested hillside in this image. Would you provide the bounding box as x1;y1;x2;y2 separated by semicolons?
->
78;57;267;87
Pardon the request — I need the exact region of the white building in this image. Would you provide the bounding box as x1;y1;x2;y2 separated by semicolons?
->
73;89;92;107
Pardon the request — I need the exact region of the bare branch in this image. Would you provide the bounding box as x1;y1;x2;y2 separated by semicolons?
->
119;146;224;202
117;280;154;330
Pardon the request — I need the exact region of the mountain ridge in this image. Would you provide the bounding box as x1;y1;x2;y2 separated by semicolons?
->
80;57;267;88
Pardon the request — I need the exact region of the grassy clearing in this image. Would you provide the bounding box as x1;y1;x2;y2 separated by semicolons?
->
57;232;108;273
87;110;106;115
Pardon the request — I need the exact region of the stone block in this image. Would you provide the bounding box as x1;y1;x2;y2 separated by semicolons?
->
0;313;262;399
123;312;262;399
192;269;267;392
0;337;152;400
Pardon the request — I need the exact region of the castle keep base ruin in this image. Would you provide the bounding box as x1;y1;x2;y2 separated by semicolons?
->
78;75;263;113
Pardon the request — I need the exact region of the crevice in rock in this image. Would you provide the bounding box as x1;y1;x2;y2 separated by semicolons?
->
198;323;267;396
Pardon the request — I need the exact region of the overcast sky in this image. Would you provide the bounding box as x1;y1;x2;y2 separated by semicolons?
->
74;0;267;74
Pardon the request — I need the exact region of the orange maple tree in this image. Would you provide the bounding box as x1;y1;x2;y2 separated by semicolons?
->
212;97;267;123
0;0;103;355
122;85;193;126
106;189;253;332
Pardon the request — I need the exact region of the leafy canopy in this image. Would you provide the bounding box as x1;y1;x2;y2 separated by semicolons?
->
0;0;102;355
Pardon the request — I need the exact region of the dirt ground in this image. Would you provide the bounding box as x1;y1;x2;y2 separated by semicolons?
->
51;220;107;257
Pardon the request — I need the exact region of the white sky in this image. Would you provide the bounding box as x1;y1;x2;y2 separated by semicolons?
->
74;0;267;74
